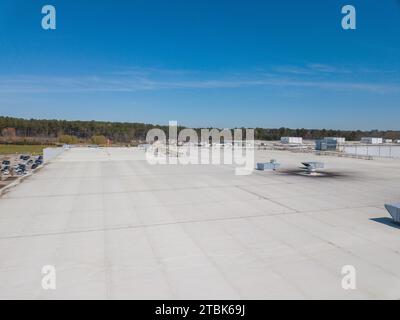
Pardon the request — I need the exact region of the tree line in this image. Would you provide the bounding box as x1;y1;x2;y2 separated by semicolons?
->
0;116;399;144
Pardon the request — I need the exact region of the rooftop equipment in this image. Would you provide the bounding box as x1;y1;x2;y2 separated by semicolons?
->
257;159;281;171
384;203;400;224
300;161;324;175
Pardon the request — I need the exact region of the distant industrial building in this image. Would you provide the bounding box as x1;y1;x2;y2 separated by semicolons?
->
315;137;346;151
325;137;346;144
361;137;383;144
316;138;338;151
281;137;302;144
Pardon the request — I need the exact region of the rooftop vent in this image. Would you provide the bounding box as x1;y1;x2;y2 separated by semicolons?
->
300;161;324;175
384;203;400;224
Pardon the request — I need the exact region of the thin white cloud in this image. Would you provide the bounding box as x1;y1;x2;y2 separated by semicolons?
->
272;63;398;75
274;63;351;75
0;67;398;94
307;63;349;73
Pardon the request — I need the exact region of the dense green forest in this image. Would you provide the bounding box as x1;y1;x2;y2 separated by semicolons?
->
0;116;399;144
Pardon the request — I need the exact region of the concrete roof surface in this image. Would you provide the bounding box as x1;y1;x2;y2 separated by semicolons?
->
0;147;400;299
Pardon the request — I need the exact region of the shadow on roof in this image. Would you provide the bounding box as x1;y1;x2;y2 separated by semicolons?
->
370;217;400;230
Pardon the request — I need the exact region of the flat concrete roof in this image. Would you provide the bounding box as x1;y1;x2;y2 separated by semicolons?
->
0;147;400;299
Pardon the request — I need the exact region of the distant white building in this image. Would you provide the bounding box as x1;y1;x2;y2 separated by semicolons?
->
384;139;393;144
325;137;345;144
361;137;383;144
281;137;302;144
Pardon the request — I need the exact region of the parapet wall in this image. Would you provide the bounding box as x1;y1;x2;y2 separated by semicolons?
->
344;145;400;158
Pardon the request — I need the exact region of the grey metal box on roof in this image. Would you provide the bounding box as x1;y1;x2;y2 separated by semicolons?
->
385;203;400;223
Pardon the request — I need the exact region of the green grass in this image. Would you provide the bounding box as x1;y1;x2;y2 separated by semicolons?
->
0;145;50;155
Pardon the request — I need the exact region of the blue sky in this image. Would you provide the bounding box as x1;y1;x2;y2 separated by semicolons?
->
0;0;399;129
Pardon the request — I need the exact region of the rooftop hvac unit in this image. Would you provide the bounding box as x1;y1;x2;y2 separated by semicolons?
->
257;159;280;171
